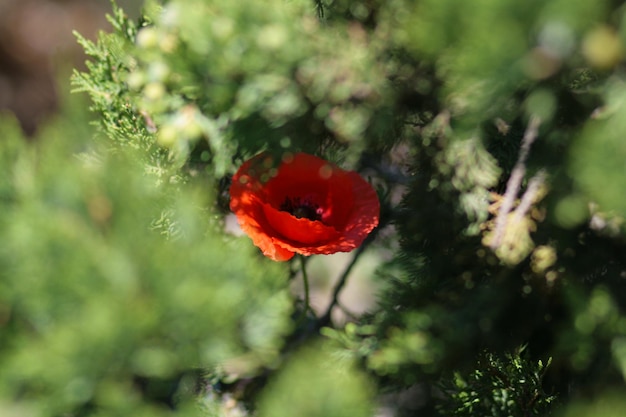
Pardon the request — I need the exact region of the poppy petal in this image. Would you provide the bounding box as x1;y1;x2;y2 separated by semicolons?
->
230;177;295;261
262;202;340;245
264;154;356;229
285;178;379;256
335;171;380;248
230;151;379;261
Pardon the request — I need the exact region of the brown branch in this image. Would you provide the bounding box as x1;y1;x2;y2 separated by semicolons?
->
512;170;546;224
490;115;541;250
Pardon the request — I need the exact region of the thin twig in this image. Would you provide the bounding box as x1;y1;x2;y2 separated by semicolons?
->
490;115;541;249
336;300;359;321
512;170;546;224
317;243;368;328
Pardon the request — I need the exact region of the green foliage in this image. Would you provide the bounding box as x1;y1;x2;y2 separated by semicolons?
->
557;392;626;417
0;105;291;416
437;349;556;416
257;342;375;417
76;0;397;176
571;79;626;220
72;4;174;179
5;0;626;416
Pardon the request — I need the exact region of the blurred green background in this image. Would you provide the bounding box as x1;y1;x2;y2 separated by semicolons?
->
4;0;626;416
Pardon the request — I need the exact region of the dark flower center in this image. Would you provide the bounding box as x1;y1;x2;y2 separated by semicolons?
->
280;196;323;221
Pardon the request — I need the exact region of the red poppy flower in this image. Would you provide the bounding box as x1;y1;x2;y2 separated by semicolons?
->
229;152;380;261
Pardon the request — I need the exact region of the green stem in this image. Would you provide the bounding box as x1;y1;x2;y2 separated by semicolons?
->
300;255;311;316
314;0;325;19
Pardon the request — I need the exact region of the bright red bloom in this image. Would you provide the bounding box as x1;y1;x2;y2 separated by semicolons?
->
229;152;380;261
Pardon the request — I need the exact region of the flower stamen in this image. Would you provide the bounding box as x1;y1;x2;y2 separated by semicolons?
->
280;196;323;221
